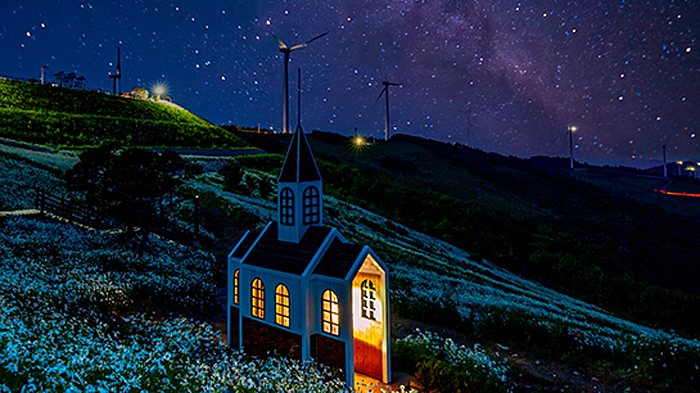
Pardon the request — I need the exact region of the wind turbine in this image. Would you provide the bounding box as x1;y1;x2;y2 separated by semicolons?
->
40;65;49;85
272;32;328;134
109;47;122;95
375;81;401;141
449;107;473;147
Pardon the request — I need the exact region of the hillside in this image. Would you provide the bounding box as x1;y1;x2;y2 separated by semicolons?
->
0;78;247;148
2;138;700;391
230;130;700;341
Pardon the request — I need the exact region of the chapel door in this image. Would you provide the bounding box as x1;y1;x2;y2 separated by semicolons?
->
352;272;385;381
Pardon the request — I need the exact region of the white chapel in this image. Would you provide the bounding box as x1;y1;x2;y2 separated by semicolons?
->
227;125;391;386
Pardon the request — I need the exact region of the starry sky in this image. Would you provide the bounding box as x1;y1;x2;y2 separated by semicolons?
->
1;0;699;167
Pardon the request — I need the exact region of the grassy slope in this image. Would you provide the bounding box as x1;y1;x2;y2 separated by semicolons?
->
5;140;700;391
188;159;700;391
0;78;247;148
233;130;700;340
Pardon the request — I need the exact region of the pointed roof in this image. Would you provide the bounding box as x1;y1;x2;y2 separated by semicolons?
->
279;125;322;183
238;223;333;275
312;237;365;278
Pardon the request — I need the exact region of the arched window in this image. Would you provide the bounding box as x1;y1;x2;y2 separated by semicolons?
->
275;284;290;327
361;280;377;320
234;269;239;305
280;188;294;225
302;186;320;225
251;278;265;319
322;289;339;336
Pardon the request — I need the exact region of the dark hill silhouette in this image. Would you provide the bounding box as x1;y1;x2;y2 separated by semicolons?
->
231;129;700;338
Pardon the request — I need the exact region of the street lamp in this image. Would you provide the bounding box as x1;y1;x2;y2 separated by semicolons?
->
677;161;683;176
567;124;577;170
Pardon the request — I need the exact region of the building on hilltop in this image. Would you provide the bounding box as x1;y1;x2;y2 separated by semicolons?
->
227;125;391;386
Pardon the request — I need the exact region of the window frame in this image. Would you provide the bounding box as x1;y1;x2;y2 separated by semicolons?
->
302;186;320;225
361;280;377;320
275;284;291;328
251;278;265;319
322;289;340;336
234;269;240;305
280;187;294;225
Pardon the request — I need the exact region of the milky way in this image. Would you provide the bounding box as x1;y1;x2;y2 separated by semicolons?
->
1;0;699;166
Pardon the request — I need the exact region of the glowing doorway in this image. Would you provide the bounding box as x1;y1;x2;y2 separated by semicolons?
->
352;254;389;382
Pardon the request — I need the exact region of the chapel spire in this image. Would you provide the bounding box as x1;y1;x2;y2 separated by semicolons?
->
277;125;323;243
279;125;321;183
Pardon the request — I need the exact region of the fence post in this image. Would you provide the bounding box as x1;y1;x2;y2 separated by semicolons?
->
38;189;45;214
68;197;74;221
194;195;200;243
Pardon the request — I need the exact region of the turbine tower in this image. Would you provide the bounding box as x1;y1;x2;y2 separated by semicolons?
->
376;81;401;141
109;47;122;95
40;65;49;85
272;32;328;134
449;107;473;147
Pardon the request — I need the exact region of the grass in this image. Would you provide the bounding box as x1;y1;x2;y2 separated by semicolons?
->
230;129;700;342
5;140;700;391
0;78;247;149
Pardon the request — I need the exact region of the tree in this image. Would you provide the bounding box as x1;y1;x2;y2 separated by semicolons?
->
219;163;244;192
66;148;186;253
75;76;87;90
128;86;149;100
54;71;66;86
65;145;117;204
65;72;77;88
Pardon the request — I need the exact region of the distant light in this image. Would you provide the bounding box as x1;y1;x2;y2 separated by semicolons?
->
658;189;700;197
677;161;683;165
149;81;169;101
354;136;365;146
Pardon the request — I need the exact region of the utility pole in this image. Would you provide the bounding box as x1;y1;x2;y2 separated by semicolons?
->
662;145;667;178
567;124;577;170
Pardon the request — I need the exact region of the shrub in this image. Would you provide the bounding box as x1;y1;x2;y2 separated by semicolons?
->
393;329;511;393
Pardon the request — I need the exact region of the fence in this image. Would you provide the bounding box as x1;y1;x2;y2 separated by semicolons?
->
1;74;111;94
34;188;199;245
35;189;106;229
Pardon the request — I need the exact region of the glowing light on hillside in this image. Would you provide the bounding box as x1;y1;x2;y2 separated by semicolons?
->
149;81;170;101
350;135;370;153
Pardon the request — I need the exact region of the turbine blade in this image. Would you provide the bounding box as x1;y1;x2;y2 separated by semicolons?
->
448;108;470;115
374;86;388;105
387;82;402;86
290;31;329;50
272;34;288;49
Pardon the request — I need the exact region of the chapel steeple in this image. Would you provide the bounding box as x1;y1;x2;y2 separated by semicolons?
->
277;125;323;243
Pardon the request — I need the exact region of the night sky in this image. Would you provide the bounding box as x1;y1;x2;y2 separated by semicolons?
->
1;0;699;166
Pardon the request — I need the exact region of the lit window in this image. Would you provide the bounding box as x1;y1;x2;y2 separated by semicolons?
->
322;289;339;336
234;269;239;305
302;186;320;225
275;284;290;327
361;280;377;320
251;278;265;319
280;188;294;225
